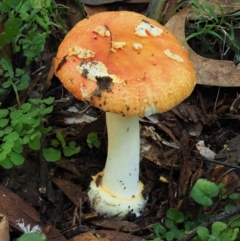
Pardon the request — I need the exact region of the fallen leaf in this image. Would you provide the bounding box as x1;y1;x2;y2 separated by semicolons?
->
69;230;142;241
0;214;9;241
165;5;240;87
188;0;240;18
0;185;67;241
215;134;240;163
87;218;140;232
51;177;88;208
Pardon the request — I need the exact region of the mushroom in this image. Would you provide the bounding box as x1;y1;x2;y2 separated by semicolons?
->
54;11;196;219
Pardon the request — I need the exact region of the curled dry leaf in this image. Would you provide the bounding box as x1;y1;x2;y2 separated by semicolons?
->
0;214;10;241
188;0;240;18
165;5;240;87
68;230;142;241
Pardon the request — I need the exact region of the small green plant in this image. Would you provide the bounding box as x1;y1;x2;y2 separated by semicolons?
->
18;232;46;241
184;0;240;63
150;179;240;241
16;219;46;241
190;178;219;206
87;132;101;149
46;132;81;162
0;97;54;168
0;0;65;98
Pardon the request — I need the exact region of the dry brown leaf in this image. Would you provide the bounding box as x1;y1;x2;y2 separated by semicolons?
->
189;0;240;18
88;218;140;232
51;177;88;208
0;185;67;241
84;5;108;16
165;5;240;87
221;170;240;195
69;230;142;241
67;0;85;26
0;214;10;241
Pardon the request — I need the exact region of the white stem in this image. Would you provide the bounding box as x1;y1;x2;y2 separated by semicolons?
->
102;112;140;198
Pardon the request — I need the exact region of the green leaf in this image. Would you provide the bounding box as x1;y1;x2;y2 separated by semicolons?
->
2;80;12;89
63;146;75;157
166;208;185;223
190;179;219;206
0;130;5;137
87;133;98;142
43;148;61;162
31;119;41;128
229;193;239;203
0;118;8;127
166;231;175;241
17;74;30;90
197;226;209;241
19;12;29;21
165;219;174;229
231;228;239;241
27;109;38;118
42;97;55;105
2;140;14;150
22;136;29;144
15;68;25;77
26;128;35;135
87;133;100;148
51;139;60;147
63;146;80;157
0;157;13;169
4;126;13;134
0;2;10;13
11;120;23;133
212;221;227;235
0;150;7;161
10;109;22;119
153;222;166;237
230;217;240;228
28;132;41;150
20;115;35;125
21;103;32;113
68;141;76;149
170;226;185;239
41;126;52;134
5;17;22;28
10;152;24;166
12;141;23;153
39;105;53;116
18;232;46;241
184;221;198;231
0;109;9;118
6;131;19;141
56;132;65;148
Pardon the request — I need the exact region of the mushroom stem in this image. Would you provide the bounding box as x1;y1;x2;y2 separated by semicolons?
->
102;112;141;198
88;112;147;218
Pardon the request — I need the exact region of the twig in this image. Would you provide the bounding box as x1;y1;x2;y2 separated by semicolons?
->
202;156;240;169
178;205;240;241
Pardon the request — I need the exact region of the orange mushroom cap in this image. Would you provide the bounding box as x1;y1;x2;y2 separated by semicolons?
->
54;11;196;116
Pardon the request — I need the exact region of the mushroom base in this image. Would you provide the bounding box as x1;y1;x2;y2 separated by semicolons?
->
88;172;147;219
